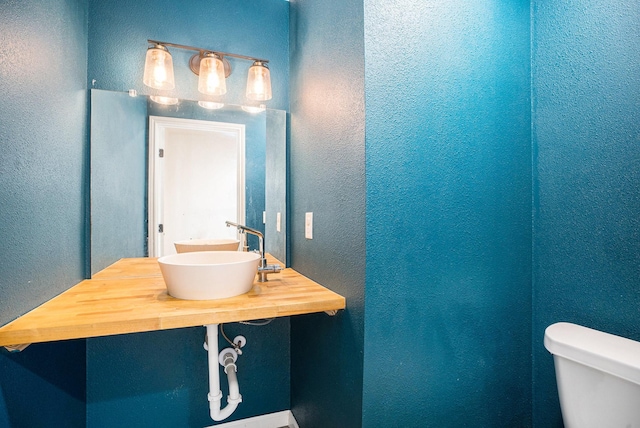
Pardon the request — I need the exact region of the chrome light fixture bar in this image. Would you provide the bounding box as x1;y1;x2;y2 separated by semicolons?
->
143;39;272;101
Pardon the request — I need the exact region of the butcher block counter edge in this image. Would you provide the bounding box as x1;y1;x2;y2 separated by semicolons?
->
0;256;346;347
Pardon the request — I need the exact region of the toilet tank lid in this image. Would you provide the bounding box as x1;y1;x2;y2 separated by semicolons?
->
544;322;640;385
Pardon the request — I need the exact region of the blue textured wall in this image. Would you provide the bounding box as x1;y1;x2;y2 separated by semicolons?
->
90;90;147;275
86;1;290;426
363;0;532;426
0;341;86;428
532;1;640;426
0;0;88;426
0;0;88;335
4;0;639;426
289;0;366;426
87;321;290;427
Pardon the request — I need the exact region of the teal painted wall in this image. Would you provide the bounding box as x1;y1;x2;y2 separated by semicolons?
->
86;321;290;427
363;0;532;426
0;340;86;427
532;0;640;426
288;0;366;426
86;1;291;426
2;0;640;426
0;0;89;337
90;89;148;275
288;0;531;425
0;0;89;426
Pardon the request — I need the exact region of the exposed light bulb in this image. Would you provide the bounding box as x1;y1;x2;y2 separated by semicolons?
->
198;53;227;96
246;61;272;101
143;45;175;90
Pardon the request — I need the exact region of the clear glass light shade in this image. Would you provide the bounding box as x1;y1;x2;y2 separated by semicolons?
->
143;46;175;90
198;53;227;96
246;61;272;101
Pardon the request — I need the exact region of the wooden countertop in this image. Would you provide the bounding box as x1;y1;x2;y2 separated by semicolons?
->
0;257;345;347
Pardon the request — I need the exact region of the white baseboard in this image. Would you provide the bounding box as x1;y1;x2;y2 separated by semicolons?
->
204;410;299;428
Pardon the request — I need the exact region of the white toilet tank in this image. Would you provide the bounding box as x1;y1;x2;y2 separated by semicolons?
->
544;322;640;428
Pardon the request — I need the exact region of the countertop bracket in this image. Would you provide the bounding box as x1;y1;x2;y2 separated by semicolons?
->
4;343;30;353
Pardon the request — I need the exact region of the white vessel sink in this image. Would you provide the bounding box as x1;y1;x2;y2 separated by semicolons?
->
174;239;240;253
158;251;260;300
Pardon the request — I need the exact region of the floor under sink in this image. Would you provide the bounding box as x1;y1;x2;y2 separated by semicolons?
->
205;410;299;428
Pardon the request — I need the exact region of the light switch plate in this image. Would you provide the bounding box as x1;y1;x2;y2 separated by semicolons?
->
276;212;281;232
305;212;313;239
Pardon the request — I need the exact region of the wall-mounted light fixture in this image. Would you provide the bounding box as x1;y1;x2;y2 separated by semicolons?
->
143;39;272;102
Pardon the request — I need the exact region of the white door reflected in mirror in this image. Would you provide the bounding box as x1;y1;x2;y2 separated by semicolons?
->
148;116;245;257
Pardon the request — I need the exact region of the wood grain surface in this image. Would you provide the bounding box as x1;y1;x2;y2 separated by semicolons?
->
0;257;345;347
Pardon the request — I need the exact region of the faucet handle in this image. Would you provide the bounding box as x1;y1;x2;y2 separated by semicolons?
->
256;263;282;282
259;264;282;273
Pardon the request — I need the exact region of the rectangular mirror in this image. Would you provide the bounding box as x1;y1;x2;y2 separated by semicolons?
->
90;89;286;276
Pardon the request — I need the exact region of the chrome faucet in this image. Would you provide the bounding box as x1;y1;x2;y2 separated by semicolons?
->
225;221;282;282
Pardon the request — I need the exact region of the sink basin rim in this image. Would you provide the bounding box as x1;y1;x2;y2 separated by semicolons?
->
159;250;258;266
158;251;261;300
174;238;240;253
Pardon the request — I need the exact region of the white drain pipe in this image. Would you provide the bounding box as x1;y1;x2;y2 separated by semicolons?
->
205;324;242;421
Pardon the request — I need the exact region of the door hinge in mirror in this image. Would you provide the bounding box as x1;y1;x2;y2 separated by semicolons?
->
158;224;164;233
159;148;164;158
